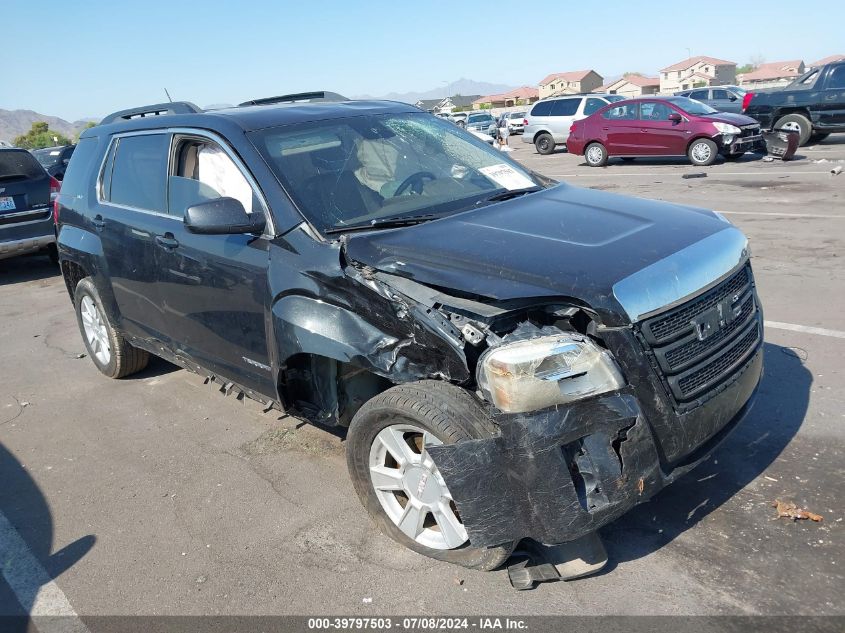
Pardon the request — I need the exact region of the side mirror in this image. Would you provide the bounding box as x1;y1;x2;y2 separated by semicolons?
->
668;112;683;124
184;197;266;235
729;94;738;101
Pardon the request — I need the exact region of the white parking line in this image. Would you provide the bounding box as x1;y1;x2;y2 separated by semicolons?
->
0;510;88;631
722;211;844;219
765;321;845;339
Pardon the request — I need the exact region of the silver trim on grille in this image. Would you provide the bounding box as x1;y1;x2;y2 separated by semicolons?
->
612;227;749;323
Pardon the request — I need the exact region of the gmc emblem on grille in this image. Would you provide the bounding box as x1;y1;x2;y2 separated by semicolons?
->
691;294;742;341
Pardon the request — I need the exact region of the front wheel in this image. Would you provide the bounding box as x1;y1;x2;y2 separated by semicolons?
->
584;142;608;167
534;133;555;155
346;381;514;571
74;278;149;378
688;138;718;166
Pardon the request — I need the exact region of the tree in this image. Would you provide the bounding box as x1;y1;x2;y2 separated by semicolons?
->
74;121;97;142
12;122;71;149
737;64;754;74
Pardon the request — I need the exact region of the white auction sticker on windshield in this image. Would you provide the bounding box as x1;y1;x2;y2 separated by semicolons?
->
478;164;535;191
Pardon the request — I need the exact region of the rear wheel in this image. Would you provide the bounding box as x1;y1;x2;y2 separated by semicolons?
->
346;381;514;571
584;142;608;167
774;113;812;146
688;138;718;166
74;278;149;378
534;133;555;155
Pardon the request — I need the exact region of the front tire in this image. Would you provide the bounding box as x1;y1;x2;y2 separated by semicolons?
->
688;138;718;166
534;133;555;155
774;113;812;146
74;278;149;378
584;142;608;167
346;381;514;571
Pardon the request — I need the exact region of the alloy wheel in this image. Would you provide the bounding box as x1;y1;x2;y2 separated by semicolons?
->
586;145;604;165
691;141;712;163
80;295;111;365
368;424;468;550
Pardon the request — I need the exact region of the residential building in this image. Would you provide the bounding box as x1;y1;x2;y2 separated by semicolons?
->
472;87;539;110
809;54;845;67
604;74;660;98
414;99;442;112
435;95;481;114
738;60;805;89
538;70;603;99
659;56;737;93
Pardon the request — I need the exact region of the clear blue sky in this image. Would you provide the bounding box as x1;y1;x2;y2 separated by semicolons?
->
3;0;842;121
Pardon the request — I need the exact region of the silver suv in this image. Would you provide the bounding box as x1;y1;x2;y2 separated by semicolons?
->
523;94;625;154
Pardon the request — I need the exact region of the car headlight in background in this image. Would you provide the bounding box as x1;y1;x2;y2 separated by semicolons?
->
477;334;625;413
713;122;742;136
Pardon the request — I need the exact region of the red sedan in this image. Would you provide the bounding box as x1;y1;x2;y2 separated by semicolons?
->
566;97;763;167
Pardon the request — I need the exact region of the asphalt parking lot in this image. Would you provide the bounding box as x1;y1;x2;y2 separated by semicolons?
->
1;137;843;619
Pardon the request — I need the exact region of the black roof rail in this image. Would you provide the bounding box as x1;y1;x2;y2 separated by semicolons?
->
100;101;202;125
238;91;349;107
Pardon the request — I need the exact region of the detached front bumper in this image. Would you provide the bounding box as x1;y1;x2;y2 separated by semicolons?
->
428;347;762;548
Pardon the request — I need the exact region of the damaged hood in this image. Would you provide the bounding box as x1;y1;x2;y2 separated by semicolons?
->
345;184;743;325
702;112;759;126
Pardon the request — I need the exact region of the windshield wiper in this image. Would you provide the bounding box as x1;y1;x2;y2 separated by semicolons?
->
324;213;442;234
480;186;542;203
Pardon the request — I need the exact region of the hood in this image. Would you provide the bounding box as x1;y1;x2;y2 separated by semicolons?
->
344;184;741;326
702;111;759;126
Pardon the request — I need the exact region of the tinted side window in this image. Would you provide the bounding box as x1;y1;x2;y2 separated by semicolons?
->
689;89;709;100
549;99;579;116
712;89;730;100
583;98;606;116
59;138;98;198
108;134;169;212
827;65;845;89
530;101;553;116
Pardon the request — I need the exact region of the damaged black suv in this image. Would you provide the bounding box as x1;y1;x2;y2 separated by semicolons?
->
56;93;763;571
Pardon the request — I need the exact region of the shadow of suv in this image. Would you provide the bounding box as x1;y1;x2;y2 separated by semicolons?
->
56;93;763;573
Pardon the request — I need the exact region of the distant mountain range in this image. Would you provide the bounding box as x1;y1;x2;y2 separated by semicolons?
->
354;78;517;104
0;109;98;145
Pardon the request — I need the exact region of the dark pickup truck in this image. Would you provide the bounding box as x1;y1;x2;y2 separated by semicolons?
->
743;61;845;145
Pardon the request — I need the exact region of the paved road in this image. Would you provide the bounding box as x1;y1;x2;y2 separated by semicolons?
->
1;137;843;617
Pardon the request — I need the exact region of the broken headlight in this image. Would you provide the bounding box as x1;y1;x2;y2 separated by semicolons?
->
477;334;625;414
713;122;742;136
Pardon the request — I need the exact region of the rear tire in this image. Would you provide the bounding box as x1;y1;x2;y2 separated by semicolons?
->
584;142;608;167
346;380;514;571
774;113;812;146
688;138;718;166
534;133;555;155
74;278;149;379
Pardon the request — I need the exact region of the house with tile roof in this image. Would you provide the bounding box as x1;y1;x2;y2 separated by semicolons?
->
738;60;805;89
538;70;603;99
472;86;539;110
659;56;736;93
604;74;660;98
809;54;845;68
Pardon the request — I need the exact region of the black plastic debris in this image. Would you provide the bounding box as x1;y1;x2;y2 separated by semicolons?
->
682;172;708;179
506;533;608;590
762;128;799;161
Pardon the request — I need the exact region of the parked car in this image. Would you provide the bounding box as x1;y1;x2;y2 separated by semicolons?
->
501;111;527;134
743;61;845;145
674;86;747;113
57;96;762;572
523;94;626;155
1;148;60;261
464;112;497;136
32;144;76;180
567;97;763;166
449;112;469;127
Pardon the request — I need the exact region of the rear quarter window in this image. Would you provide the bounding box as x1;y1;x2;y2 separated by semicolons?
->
107;134;170;212
0;150;46;180
59;137;99;199
529;101;554;117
